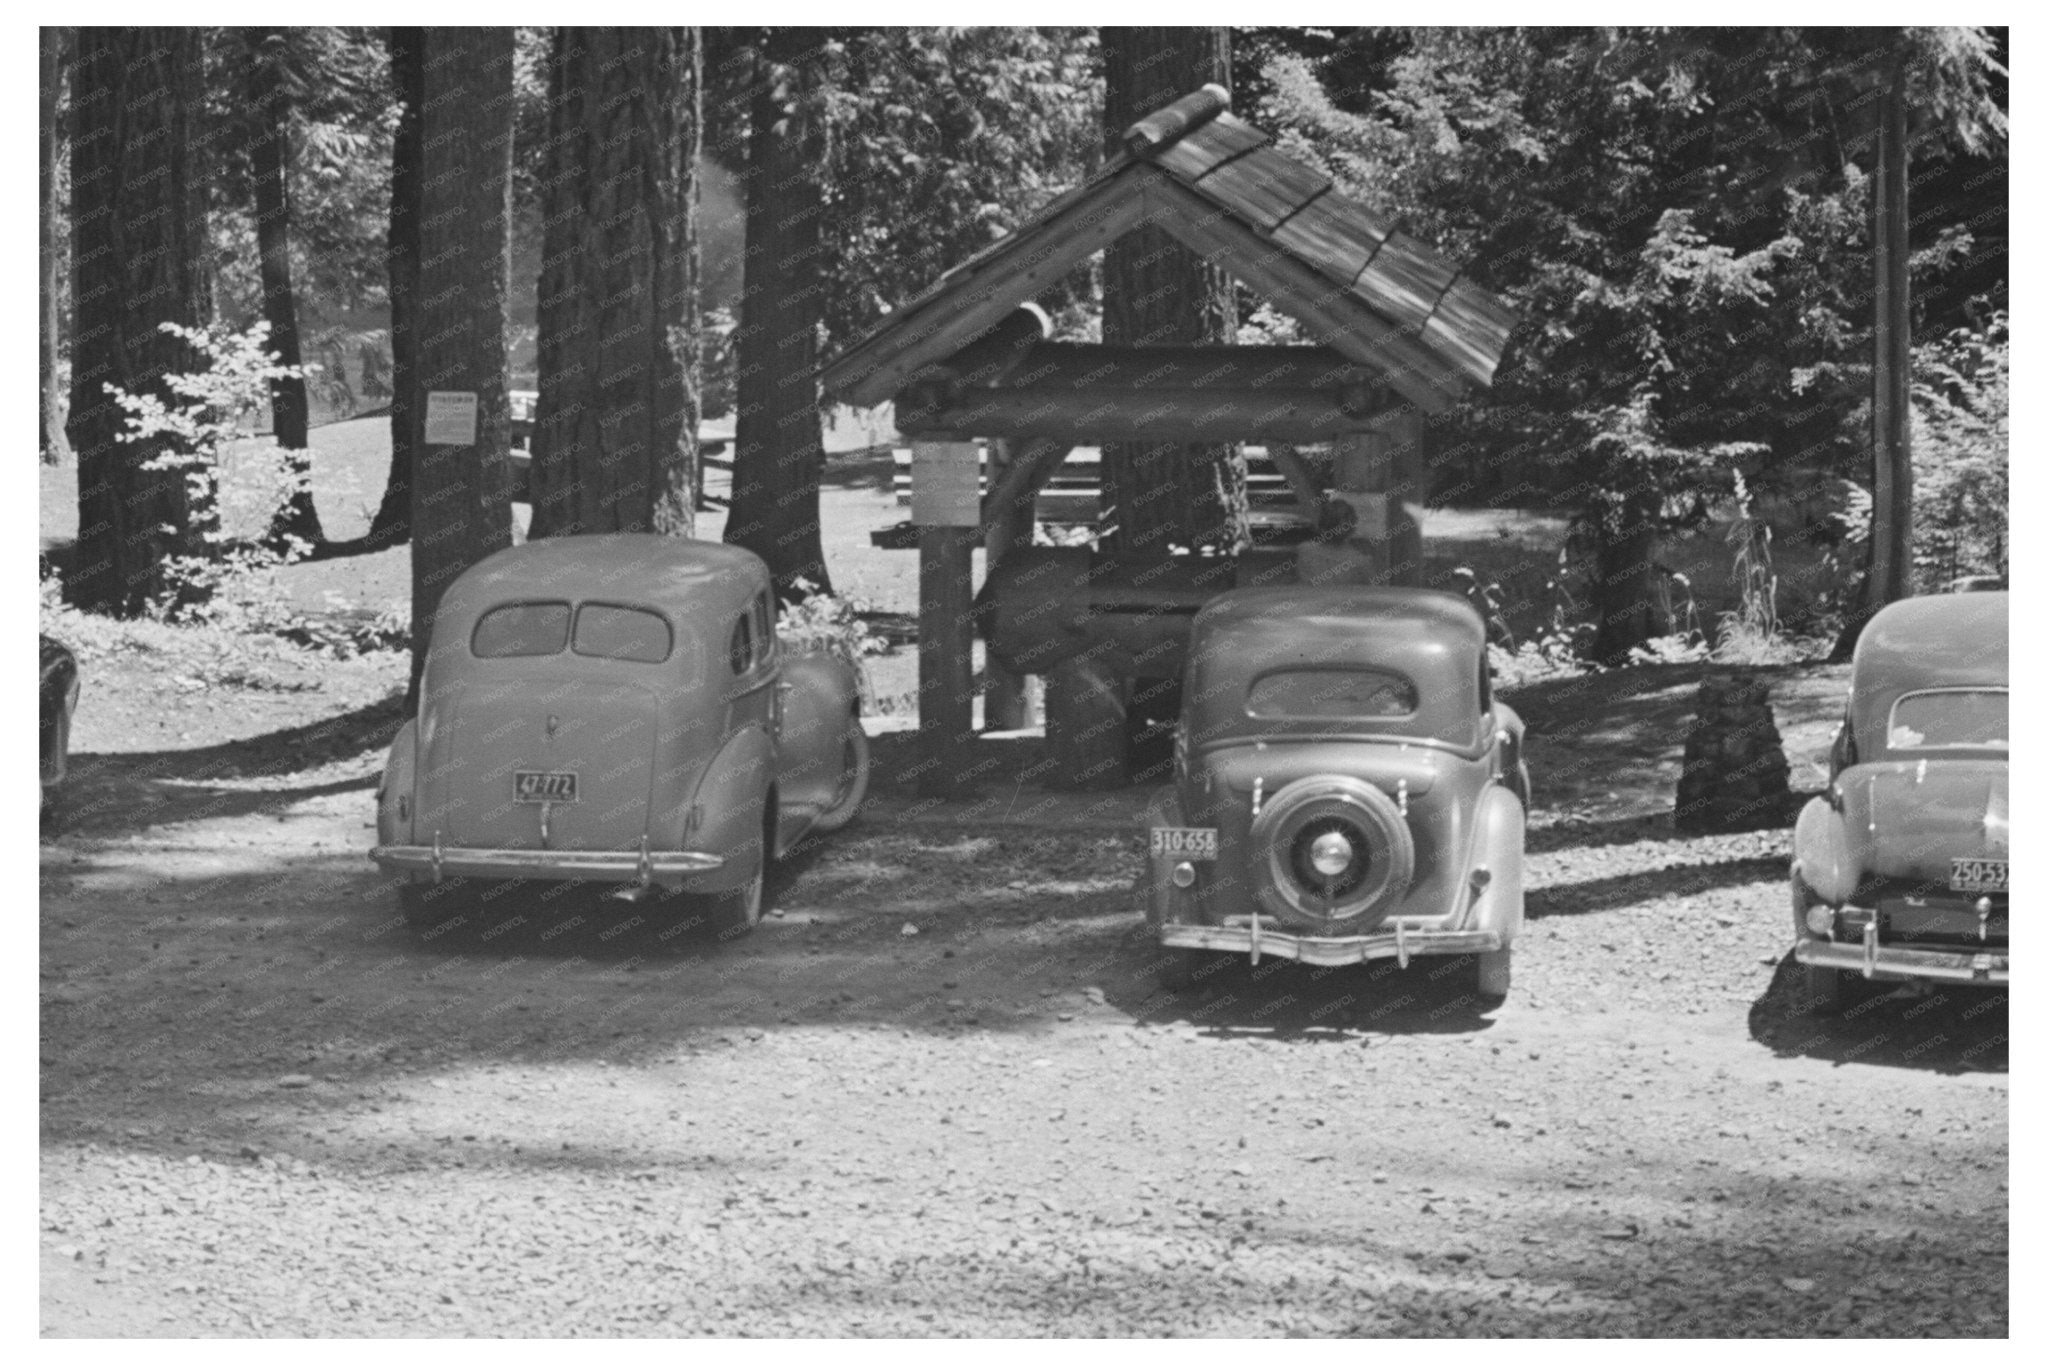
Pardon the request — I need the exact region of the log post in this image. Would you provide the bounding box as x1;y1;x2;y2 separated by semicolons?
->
913;440;980;798
982;438;1037;730
1385;406;1427;587
1325;428;1392;584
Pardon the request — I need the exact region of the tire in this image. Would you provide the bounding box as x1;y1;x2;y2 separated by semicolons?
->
1476;947;1512;1002
1250;776;1415;932
808;721;870;834
709;861;765;939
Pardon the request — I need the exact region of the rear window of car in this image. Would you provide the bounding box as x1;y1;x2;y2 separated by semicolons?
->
573;603;672;664
1246;668;1418;720
1888;688;2007;752
472;601;571;657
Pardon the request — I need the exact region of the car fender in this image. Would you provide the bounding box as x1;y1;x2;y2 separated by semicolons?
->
376;718;418;850
774;652;861;817
685;726;774;892
1463;783;1524;942
1793;793;1860;905
1143;791;1189;928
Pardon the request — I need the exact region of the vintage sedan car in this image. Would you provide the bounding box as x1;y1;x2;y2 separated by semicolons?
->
372;534;869;935
40;634;80;821
1791;591;2007;1010
1145;586;1530;1000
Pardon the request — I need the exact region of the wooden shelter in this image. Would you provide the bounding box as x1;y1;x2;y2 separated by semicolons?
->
815;86;1517;796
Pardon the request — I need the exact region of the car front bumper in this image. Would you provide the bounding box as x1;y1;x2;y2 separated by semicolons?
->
370;839;723;889
1795;934;2008;987
1161;917;1502;968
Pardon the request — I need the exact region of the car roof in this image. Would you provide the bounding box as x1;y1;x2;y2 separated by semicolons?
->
435;534;770;630
1855;591;2008;692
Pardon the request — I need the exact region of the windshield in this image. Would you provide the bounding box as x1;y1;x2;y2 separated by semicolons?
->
1887;688;2007;753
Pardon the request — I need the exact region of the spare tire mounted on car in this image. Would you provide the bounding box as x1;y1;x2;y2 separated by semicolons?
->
1250;775;1415;931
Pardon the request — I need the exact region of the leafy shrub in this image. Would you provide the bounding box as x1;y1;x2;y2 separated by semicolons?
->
777;579;890;708
1912;311;2007;590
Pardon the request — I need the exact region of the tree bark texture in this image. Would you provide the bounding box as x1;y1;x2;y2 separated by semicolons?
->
245;27;323;547
1588;487;1674;665
1099;26;1246;561
41;27;69;464
724;33;831;596
367;26;424;549
65;28;210;616
530;26;700;540
1869;48;1912;605
406;26;516;699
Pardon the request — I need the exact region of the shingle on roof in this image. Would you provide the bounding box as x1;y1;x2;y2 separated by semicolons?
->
817;88;1517;414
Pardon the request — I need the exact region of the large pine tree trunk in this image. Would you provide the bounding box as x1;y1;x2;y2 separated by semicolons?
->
246;27;324;549
405;26;516;701
65;28;210;616
40;27;69;465
366;27;424;550
1099;26;1246;562
1587;488;1674;665
530;27;699;539
723;33;831;596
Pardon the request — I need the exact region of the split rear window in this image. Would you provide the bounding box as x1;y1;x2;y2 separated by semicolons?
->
472;601;672;664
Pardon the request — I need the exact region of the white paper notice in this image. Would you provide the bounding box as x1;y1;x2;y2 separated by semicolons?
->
424;391;480;446
912;442;982;528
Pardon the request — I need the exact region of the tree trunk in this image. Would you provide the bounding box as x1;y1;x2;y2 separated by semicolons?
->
366;26;424;550
245;27;323;549
723;33;831;596
1588;490;1674;665
1099;26;1246;562
530;26;699;540
65;28;210;616
406;26;516;702
40;27;69;465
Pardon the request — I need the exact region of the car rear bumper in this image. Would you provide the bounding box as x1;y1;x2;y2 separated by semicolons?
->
1161;918;1502;968
1795;936;2008;986
370;840;723;889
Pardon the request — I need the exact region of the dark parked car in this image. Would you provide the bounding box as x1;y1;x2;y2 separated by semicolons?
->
1791;591;2007;1010
372;535;869;935
40;635;79;821
1144;586;1529;1000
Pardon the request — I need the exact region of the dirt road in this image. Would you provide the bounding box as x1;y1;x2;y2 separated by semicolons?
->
39;672;2008;1337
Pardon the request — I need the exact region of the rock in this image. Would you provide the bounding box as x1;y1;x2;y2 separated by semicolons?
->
1675;674;1791;833
900;924;919;937
1781;1277;1817;1293
278;1074;314;1090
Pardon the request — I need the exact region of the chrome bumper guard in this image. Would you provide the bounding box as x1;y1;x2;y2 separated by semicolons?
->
370;839;722;889
1795;936;2008;986
1161;919;1502;969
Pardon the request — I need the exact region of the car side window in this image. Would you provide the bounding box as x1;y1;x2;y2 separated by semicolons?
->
729;612;753;676
753;592;775;669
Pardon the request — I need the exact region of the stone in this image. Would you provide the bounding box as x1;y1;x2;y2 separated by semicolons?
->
1675;673;1791;833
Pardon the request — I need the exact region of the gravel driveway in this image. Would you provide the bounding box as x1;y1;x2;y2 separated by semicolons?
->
40;668;2007;1337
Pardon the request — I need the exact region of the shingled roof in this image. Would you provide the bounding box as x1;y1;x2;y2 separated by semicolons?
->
817;86;1518;415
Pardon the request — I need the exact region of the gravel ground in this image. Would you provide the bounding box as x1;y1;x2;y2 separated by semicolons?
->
41;731;2008;1336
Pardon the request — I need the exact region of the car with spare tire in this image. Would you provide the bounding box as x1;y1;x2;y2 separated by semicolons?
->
1143;585;1529;1000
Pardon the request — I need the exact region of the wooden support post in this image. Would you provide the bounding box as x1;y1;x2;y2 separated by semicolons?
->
1323;428;1392;584
1871;49;1911;608
1385;407;1427;587
982;439;1036;730
913;440;980;798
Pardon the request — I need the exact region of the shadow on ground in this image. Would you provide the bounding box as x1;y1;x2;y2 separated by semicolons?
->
1748;954;2007;1075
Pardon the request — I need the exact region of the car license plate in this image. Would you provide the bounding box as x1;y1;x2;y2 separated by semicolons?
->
1152;826;1218;860
513;771;578;803
1950;858;2007;892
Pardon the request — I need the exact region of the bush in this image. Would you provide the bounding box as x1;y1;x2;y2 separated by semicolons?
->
777;579;890;708
1912;311;2008;590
